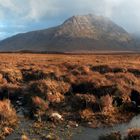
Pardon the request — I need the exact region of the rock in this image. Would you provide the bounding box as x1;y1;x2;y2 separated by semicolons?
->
88;122;92;125
50;112;63;121
21;134;29;140
46;134;60;140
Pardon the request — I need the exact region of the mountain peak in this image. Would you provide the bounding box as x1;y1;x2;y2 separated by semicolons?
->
63;14;106;23
54;14;131;41
55;14;97;38
0;14;135;52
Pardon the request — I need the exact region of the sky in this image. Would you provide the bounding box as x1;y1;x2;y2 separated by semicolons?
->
0;0;140;40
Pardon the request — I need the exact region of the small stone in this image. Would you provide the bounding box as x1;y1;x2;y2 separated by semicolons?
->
46;134;60;140
21;134;29;140
66;125;71;129
50;112;63;120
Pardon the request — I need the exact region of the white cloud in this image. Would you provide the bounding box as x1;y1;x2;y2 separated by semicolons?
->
0;0;140;39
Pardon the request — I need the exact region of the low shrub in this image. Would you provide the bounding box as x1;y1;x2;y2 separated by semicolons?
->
125;128;140;140
0;99;18;126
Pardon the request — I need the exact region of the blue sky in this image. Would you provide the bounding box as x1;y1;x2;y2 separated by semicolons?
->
0;0;140;40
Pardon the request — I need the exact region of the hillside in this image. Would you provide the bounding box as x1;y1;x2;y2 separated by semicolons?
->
0;14;136;52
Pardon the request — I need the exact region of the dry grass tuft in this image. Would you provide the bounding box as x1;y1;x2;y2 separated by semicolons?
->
101;95;114;113
47;92;64;104
79;108;94;120
0;53;139;129
32;96;49;111
0;99;18;126
0;68;22;83
125;128;140;140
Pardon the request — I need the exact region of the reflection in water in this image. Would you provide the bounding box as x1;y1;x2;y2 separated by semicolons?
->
72;115;140;140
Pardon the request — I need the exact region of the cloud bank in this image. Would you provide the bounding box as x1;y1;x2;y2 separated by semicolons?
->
0;0;140;39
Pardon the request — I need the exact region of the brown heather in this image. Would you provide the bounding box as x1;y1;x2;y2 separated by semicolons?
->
0;53;140;138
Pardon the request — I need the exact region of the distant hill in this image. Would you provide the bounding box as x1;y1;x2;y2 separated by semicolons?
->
131;34;140;50
0;14;136;52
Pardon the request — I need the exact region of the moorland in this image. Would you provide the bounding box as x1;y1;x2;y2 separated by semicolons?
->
0;53;140;139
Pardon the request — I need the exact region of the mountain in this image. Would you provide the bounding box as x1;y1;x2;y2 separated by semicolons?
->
0;14;136;52
131;34;140;50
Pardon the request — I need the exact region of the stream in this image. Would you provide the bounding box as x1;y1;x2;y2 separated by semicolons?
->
5;114;140;140
72;115;140;140
5;97;140;140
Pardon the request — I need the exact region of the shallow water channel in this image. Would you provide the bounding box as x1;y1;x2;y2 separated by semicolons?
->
5;114;140;140
72;115;140;140
5;97;140;140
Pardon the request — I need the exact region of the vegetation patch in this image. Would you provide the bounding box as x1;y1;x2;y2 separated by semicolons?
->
0;54;139;139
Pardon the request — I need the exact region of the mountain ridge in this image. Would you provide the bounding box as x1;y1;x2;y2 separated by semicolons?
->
0;14;136;52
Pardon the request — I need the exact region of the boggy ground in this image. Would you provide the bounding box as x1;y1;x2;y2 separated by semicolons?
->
99;128;140;140
0;53;140;139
